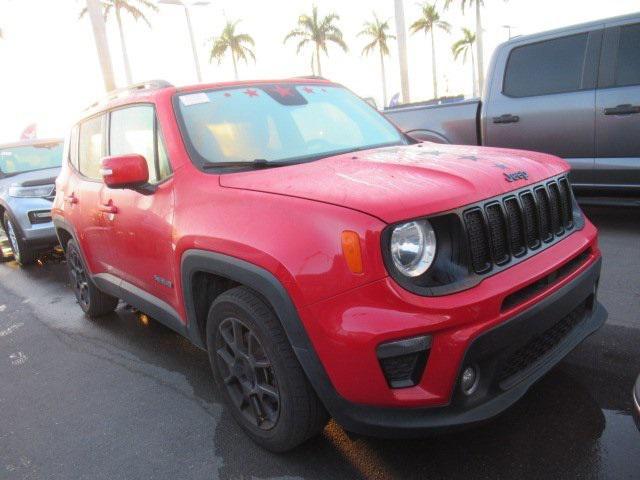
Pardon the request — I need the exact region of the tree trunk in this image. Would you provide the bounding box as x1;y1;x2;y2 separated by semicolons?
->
231;51;238;80
316;45;322;76
471;48;477;97
115;8;133;86
475;0;484;94
380;49;387;108
394;0;410;103
430;29;438;99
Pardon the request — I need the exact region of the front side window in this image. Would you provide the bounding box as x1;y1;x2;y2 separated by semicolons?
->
109;105;172;184
615;23;640;87
176;84;404;167
0;141;62;176
504;33;589;97
78;115;105;180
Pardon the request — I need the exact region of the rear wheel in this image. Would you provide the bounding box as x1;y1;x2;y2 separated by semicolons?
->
206;286;328;452
3;212;36;265
66;239;118;317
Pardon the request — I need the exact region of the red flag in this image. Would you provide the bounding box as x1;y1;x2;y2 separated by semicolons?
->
20;123;37;140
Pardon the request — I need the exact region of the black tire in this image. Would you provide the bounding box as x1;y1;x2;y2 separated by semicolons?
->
206;286;328;452
3;212;37;265
66;239;118;317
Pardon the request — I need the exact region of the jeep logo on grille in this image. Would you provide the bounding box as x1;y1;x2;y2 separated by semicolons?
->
504;171;529;182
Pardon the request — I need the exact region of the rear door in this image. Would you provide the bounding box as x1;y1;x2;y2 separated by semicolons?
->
484;28;602;186
75;113;112;275
594;21;640;193
101;104;177;308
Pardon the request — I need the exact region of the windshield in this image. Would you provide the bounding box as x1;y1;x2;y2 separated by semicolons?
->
0;142;62;175
176;84;405;166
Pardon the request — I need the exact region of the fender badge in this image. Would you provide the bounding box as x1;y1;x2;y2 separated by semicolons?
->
504;171;528;182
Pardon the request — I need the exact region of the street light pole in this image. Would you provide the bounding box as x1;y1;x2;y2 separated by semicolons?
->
394;0;410;104
86;0;116;91
159;0;209;83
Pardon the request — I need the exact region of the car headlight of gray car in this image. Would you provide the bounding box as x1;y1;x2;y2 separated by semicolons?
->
8;184;55;198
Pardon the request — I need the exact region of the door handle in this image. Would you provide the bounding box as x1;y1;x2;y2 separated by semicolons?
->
98;203;118;214
64;193;78;204
604;104;640;115
493;114;520;124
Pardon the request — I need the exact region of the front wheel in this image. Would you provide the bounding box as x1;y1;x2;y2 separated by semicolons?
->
206;286;328;452
66;239;118;317
3;212;36;265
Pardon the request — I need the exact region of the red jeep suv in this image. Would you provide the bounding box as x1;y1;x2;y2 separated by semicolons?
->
53;79;607;451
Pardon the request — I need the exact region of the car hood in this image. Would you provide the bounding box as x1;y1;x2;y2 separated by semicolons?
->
0;167;60;188
219;144;568;223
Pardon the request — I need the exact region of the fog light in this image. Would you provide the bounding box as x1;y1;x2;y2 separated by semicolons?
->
461;365;479;395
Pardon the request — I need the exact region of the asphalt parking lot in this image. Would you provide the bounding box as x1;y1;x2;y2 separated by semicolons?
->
0;205;638;480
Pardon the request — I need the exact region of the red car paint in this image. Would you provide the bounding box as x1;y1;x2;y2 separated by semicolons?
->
53;78;603;422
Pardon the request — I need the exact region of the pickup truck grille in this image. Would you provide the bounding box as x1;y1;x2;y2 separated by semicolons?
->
463;177;575;275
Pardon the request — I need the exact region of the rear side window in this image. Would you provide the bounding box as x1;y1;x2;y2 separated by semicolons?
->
68;126;79;169
78;115;105;180
614;23;640;87
503;33;589;97
109;105;172;184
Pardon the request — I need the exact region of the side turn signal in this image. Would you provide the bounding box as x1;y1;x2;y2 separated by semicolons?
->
341;230;363;274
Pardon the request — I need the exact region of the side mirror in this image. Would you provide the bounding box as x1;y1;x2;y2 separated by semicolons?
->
100;154;149;189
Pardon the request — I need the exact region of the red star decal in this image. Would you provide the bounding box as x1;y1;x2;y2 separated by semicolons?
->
302;87;315;93
224;92;232;97
244;89;259;97
272;85;293;97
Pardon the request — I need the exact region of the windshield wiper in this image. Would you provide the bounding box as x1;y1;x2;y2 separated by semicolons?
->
201;159;290;170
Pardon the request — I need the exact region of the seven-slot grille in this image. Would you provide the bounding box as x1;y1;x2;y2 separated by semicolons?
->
463;177;574;274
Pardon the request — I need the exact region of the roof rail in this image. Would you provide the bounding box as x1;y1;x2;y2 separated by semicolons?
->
291;75;328;81
85;79;174;111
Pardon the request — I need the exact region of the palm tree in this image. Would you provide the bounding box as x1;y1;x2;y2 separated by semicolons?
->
79;0;158;86
208;20;255;81
284;5;347;77
452;28;477;97
410;3;450;99
445;0;506;95
358;14;395;108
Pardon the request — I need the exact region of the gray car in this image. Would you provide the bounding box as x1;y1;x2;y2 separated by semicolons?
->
0;138;63;265
385;12;640;205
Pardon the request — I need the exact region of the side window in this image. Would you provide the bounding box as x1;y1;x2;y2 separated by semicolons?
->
78;115;105;180
504;33;589;97
109;105;172;184
614;23;640;87
110;106;157;183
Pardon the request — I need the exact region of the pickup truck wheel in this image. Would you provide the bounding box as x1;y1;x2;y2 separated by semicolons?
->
3;212;36;265
206;286;328;452
66;239;118;317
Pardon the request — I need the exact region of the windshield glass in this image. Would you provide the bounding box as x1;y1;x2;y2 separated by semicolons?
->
176;84;405;165
0;142;62;175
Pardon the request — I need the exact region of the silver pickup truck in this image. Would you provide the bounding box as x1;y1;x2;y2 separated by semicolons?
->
385;13;640;205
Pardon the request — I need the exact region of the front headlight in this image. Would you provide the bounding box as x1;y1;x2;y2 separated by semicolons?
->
8;184;55;198
390;219;437;277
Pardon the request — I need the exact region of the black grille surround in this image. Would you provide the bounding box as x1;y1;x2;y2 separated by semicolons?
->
381;174;584;297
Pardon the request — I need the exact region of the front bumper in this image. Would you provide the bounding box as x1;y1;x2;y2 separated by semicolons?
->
3;197;57;247
296;222;606;436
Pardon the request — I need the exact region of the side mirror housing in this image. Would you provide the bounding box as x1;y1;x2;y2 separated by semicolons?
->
101;154;149;189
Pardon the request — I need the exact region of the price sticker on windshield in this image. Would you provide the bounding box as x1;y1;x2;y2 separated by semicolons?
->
180;93;211;107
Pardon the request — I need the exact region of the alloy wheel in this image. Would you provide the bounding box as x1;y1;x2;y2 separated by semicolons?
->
68;247;90;309
5;220;20;263
216;317;280;430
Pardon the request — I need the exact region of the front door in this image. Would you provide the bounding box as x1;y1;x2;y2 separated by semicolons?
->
102;105;177;309
484;29;603;187
594;22;640;193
